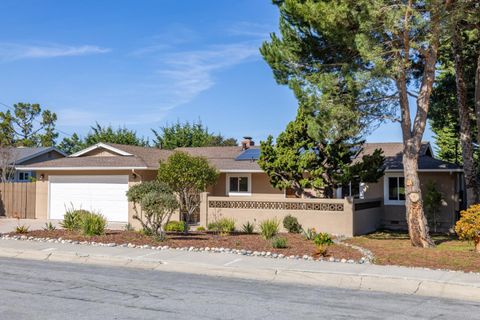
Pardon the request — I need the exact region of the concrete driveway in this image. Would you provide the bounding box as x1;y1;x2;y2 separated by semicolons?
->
0;218;125;233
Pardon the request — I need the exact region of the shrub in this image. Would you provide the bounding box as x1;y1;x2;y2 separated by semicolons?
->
259;218;279;240
124;223;135;232
15;225;29;234
208;218;236;234
196;226;206;232
313;232;334;246
271;237;288;249
455;204;480;253
302;228;317;240
165;221;187;233
80;212;107;236
242;221;255;234
43;222;56;231
127;180;179;238
60;209;90;231
283;215;302;233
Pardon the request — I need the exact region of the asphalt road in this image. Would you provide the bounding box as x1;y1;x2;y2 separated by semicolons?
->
0;258;478;320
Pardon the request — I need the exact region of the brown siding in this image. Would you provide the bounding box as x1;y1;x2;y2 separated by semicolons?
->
364;172;460;231
81;149;120;157
19;150;65;165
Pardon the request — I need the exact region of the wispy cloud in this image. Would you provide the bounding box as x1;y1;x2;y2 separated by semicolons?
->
0;43;110;62
227;21;274;38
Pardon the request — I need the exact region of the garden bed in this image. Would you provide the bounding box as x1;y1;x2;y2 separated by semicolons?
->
11;229;363;260
345;231;480;273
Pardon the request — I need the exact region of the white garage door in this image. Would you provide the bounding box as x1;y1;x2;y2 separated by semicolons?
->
49;175;129;222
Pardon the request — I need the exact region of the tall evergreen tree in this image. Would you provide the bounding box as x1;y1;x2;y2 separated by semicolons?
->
0;103;58;147
58;123;149;154
261;0;451;247
152;120;237;149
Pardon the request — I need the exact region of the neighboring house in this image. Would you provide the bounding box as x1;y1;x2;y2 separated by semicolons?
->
1;147;66;182
15;140;463;234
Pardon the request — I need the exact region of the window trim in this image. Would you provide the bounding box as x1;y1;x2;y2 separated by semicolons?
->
226;173;252;196
384;174;405;205
18;171;31;182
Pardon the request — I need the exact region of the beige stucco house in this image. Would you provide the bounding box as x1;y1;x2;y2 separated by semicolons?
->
15;140;463;235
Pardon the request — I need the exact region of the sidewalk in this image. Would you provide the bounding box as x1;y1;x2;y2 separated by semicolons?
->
0;238;479;302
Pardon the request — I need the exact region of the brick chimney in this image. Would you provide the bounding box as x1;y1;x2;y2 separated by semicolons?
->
241;136;254;150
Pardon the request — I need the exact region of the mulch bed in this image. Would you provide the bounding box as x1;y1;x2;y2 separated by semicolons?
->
346;232;480;273
16;229;362;260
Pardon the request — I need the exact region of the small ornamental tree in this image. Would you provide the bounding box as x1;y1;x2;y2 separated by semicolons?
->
455;204;480;253
126;180;178;239
158;151;218;232
259;107;384;198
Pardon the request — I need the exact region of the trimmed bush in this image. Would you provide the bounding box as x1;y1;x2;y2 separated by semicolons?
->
242;221;255;234
271;237;288;248
455;204;480;253
80;212;107;236
259;218;279;240
196;226;206;232
164;221;187;233
283;215;302;233
60;209;90;231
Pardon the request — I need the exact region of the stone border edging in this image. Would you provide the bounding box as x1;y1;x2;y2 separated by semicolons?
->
0;233;371;264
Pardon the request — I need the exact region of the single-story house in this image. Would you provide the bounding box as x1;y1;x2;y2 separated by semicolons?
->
1;146;66;182
15;139;463;234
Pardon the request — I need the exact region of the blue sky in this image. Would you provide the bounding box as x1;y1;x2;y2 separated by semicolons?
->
0;0;434;145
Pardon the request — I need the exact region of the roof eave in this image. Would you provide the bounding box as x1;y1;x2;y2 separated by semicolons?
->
15;166;150;171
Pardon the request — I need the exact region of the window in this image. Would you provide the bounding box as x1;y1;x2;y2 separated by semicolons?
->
385;175;405;204
339;180;364;199
18;172;31;182
227;174;251;196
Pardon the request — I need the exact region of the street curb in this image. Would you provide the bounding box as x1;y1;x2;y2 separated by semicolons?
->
1;247;479;302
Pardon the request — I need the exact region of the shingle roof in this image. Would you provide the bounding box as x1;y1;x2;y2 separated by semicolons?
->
177;146;261;171
358;142;461;171
0;147;65;165
17;141;461;172
18;143;172;169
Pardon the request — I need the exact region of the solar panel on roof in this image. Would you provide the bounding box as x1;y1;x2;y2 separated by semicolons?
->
235;148;260;161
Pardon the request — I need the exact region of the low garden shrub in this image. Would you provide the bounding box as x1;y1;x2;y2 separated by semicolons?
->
242;221;255;234
43;222;56;231
207;218;236;234
124;223;135;232
283;215;302;233
80;212;107;236
15;225;29;234
60;209;90;231
455;204;480;253
165;221;187;233
260;218;279;240
313;232;333;246
271;236;288;249
313;232;333;256
302;228;316;240
196;226;206;232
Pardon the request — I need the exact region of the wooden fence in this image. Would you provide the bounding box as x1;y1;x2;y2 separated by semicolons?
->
0;182;36;219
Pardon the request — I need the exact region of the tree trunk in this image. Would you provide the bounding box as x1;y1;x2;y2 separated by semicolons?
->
475;53;480;164
403;149;435;247
452;25;479;206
